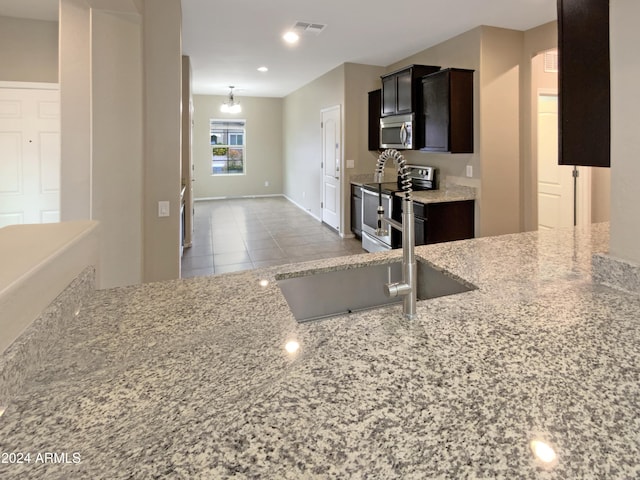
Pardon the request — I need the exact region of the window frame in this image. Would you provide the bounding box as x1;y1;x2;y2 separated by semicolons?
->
210;119;246;176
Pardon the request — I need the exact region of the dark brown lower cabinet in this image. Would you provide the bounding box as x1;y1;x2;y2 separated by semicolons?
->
413;200;475;245
351;184;362;238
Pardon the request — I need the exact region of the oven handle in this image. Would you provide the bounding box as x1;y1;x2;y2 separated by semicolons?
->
362;188;392;201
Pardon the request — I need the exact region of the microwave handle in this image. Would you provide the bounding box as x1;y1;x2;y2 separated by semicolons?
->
400;123;408;146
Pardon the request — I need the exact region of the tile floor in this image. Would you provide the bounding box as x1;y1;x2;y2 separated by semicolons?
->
181;197;366;278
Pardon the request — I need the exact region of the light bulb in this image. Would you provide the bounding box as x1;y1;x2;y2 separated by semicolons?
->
283;31;299;44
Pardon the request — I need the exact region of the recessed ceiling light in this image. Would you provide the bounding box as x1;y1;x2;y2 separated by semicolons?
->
257;66;269;72
283;31;299;44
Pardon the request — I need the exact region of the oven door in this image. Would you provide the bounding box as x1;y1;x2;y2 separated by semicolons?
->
361;187;393;250
362;231;392;252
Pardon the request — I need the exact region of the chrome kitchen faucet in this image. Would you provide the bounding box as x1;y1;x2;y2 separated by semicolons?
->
374;149;417;319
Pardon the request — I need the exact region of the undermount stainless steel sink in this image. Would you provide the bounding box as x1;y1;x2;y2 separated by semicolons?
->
276;260;476;322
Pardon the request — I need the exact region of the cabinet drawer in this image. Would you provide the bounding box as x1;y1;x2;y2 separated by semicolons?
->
413;201;426;219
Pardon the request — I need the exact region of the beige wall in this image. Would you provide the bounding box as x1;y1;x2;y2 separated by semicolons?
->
591;167;611;223
379;23;604;238
343;63;386;178
283;64;345;221
60;0;145;288
383;26;524;238
60;0;182;286
60;2;144;288
92;10;143;287
523;22;558;231
281;62;383;235
192;95;283;198
610;0;640;264
384;28;482;236
141;0;182;283
60;0;92;221
477;27;523;237
304;25;551;239
0;15;58;83
385;27;482;184
343;63;386;234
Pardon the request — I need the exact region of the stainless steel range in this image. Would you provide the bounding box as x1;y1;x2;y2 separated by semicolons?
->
361;165;437;252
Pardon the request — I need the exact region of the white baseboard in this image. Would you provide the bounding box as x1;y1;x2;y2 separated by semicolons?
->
283;195;322;222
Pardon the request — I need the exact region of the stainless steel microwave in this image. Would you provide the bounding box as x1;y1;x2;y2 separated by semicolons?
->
379;113;413;149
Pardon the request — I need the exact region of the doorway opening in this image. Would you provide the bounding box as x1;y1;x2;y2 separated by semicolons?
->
533;50;592;231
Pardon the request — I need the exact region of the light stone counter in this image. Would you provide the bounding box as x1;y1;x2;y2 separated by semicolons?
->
351;177;475;204
1;223;639;479
407;184;475;203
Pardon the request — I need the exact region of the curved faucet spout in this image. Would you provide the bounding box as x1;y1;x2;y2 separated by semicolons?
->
374;149;413;199
375;149;416;319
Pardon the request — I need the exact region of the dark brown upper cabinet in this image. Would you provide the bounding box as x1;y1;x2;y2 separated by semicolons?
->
558;0;610;167
368;89;381;151
380;65;440;117
420;68;474;153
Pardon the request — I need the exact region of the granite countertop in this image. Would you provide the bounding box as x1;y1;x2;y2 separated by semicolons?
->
1;223;639;479
409;184;475;203
351;175;476;204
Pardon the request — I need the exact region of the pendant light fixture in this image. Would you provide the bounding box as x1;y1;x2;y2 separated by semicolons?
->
220;86;241;113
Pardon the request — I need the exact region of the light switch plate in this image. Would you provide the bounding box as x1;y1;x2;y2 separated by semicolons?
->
158;201;170;217
466;165;473;178
346;159;355;169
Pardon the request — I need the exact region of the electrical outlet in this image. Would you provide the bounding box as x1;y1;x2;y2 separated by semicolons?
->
158;201;170;217
466;165;473;178
264;181;269;187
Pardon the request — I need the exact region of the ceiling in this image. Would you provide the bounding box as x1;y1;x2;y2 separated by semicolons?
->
0;0;557;97
0;0;57;21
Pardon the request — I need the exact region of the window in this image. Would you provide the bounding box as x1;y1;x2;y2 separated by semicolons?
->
210;119;246;175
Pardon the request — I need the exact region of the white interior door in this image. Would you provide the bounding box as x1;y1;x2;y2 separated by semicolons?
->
0;84;60;227
537;92;574;230
321;105;341;231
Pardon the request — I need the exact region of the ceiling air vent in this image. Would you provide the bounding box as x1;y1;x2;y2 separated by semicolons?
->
292;21;327;35
544;50;559;73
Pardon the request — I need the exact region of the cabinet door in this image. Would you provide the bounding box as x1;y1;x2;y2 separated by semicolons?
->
558;0;610;167
449;70;474;153
351;185;362;237
422;72;450;152
424;201;474;244
368;89;381;150
421;69;474;153
396;70;412;113
381;76;397;116
414;216;426;246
